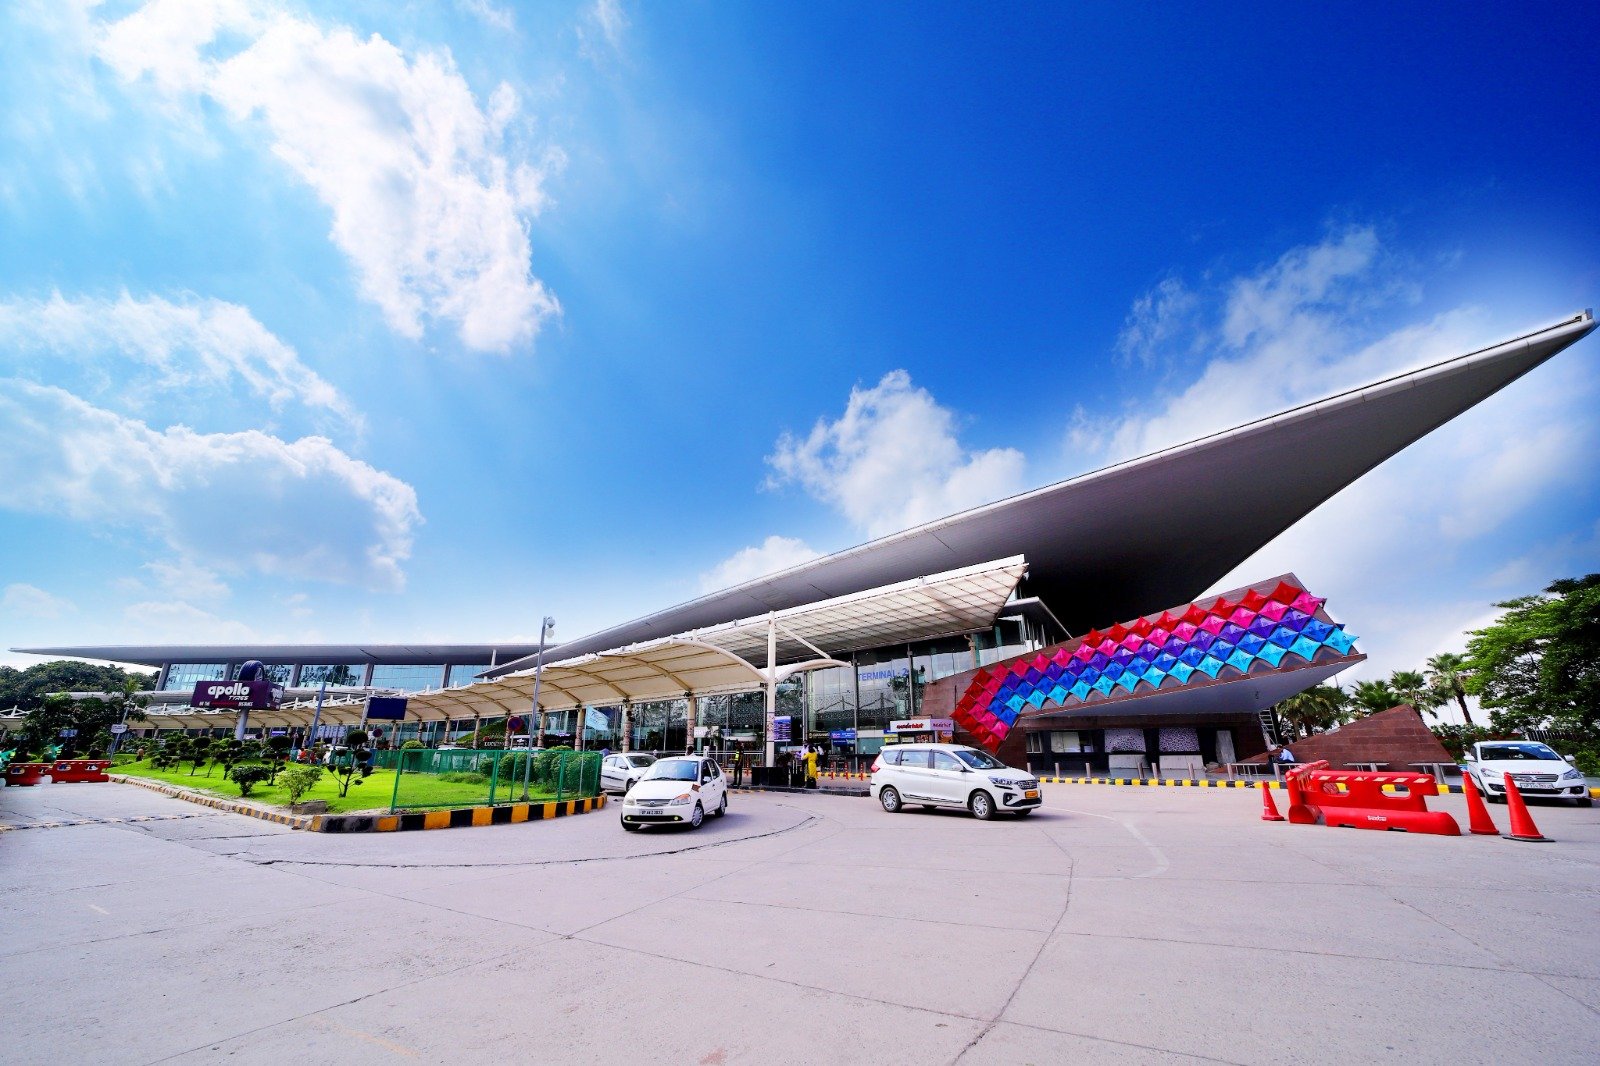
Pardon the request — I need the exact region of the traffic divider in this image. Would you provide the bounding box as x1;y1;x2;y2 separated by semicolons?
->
1284;760;1460;835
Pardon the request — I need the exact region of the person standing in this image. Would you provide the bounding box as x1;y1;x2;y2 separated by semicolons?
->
804;744;819;789
731;745;744;787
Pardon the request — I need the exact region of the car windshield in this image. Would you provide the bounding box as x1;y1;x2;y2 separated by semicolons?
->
627;755;656;767
955;748;1006;770
1479;743;1561;762
642;760;698;781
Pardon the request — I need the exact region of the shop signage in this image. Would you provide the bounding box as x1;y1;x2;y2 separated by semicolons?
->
887;718;954;734
191;680;282;710
859;666;910;682
110;724;128;734
829;729;856;743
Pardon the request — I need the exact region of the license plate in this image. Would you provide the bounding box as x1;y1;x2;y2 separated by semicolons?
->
1024;789;1039;800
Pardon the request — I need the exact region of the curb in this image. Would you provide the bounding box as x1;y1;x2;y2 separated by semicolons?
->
109;774;607;833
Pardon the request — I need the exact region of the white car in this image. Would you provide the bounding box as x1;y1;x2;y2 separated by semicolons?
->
1464;740;1592;807
619;755;728;831
600;752;657;794
870;743;1041;820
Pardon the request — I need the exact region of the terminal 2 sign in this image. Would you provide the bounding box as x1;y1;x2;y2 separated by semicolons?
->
191;680;283;710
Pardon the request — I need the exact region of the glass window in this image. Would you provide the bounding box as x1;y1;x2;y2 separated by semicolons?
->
1050;731;1081;753
447;664;491;687
954;748;1004;769
896;749;931;769
1026;732;1044;754
369;664;444;692
231;663;292;684
856;648;911;730
932;751;962;772
162;663;227;691
299;664;365;686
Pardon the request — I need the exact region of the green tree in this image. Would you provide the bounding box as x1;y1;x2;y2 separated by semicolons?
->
16;682;149;758
1425;652;1476;726
0;661;157;714
327;728;372;797
1465;574;1600;740
230;764;272;797
1274;684;1351;739
280;764;324;810
1350;679;1398;716
1387;670;1442;717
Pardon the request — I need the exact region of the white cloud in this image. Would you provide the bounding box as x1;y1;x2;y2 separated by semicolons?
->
580;0;628;59
698;535;821;593
95;1;562;352
1084;226;1598;682
0;291;359;426
123;600;258;643
0;379;421;591
456;1;515;34
1;583;76;620
1116;276;1197;367
767;370;1026;538
141;559;231;604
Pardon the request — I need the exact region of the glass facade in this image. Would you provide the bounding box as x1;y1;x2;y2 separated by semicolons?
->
446;664;492;687
369;664;443;692
298;663;365;686
162;663;227;691
232;663;292;684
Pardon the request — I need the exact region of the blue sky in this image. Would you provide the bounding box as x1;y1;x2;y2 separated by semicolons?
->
2;2;1597;716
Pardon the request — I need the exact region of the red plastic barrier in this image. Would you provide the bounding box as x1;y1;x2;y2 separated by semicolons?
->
5;762;53;786
48;760;112;783
1285;760;1459;835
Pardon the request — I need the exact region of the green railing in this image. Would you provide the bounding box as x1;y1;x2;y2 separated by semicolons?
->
385;747;602;812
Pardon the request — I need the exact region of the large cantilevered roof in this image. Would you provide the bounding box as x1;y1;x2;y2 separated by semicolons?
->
492;310;1596;677
6;643;543;670
401;557;1028;720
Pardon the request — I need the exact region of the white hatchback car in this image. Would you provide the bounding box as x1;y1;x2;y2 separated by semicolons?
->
619;755;728;831
600;752;657;794
871;743;1040;820
1464;740;1592;806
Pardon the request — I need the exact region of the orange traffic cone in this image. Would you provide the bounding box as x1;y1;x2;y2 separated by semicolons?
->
1259;781;1284;821
1462;772;1499;835
1502;773;1552;843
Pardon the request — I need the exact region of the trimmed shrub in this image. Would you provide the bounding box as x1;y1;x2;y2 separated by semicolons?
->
230;764;273;797
400;739;424;750
280;765;324;808
439;771;487;785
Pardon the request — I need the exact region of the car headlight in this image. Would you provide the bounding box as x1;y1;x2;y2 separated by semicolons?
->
988;777;1016;789
668;792;693;805
1560;769;1583;781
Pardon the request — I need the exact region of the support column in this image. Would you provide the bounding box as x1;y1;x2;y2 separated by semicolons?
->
764;615;777;767
621;703;632;752
685;694;697;753
234;708;249;741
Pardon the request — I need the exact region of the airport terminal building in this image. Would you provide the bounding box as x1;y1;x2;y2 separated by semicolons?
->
15;312;1596;771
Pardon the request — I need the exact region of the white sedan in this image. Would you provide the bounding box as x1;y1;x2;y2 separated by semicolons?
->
619;755;728;831
600;753;656;794
1464;740;1592;807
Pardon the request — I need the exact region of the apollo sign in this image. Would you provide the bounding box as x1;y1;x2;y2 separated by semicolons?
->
191;679;282;710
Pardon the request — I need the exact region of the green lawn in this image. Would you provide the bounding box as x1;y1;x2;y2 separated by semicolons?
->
113;758;575;814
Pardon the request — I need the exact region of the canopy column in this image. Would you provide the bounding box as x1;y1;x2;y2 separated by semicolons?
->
685;694;697;753
764;615;777;767
620;702;632;752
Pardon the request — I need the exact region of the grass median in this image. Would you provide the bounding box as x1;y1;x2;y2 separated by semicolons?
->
112;758;566;814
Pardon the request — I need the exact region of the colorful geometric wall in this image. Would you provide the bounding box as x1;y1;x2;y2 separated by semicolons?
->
953;579;1357;751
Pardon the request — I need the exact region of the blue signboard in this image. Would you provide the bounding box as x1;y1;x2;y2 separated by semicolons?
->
366;696;408;721
772;715;792;742
830;729;857;743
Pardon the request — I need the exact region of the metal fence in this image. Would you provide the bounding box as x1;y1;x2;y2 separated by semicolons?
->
383;747;601;812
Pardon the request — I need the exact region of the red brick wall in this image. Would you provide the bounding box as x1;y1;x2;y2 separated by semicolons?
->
1265;706;1453;770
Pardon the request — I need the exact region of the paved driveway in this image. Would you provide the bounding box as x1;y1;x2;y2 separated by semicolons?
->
3;781;1597;1064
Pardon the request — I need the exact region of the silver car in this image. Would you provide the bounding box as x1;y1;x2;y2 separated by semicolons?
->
600;753;657;794
870;743;1041;820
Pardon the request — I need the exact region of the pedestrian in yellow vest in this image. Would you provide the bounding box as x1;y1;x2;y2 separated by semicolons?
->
804;746;819;789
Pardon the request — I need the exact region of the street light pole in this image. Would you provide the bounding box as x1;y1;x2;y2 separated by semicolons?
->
521;617;554;802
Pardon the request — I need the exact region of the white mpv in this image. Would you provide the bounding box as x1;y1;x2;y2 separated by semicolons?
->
870;743;1040;820
620;755;728;830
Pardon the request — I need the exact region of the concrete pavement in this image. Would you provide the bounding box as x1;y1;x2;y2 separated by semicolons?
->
2;780;1597;1064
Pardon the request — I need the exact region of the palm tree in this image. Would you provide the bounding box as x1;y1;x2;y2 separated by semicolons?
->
1350;679;1398;716
1424;652;1475;725
1275;684;1351;739
1387;670;1442;717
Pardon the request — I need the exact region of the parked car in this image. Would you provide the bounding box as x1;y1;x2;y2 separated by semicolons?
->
1464;740;1592;806
870;743;1040;819
619;755;727;831
600;753;657;794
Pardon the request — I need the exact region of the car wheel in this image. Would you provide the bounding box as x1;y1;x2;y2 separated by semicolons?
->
715;793;728;817
879;786;902;813
690;802;704;829
621;817;639;832
970;791;995;821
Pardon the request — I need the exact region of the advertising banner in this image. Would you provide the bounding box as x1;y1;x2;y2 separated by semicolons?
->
366;696;408;721
191;680;283;710
773;715;792;743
